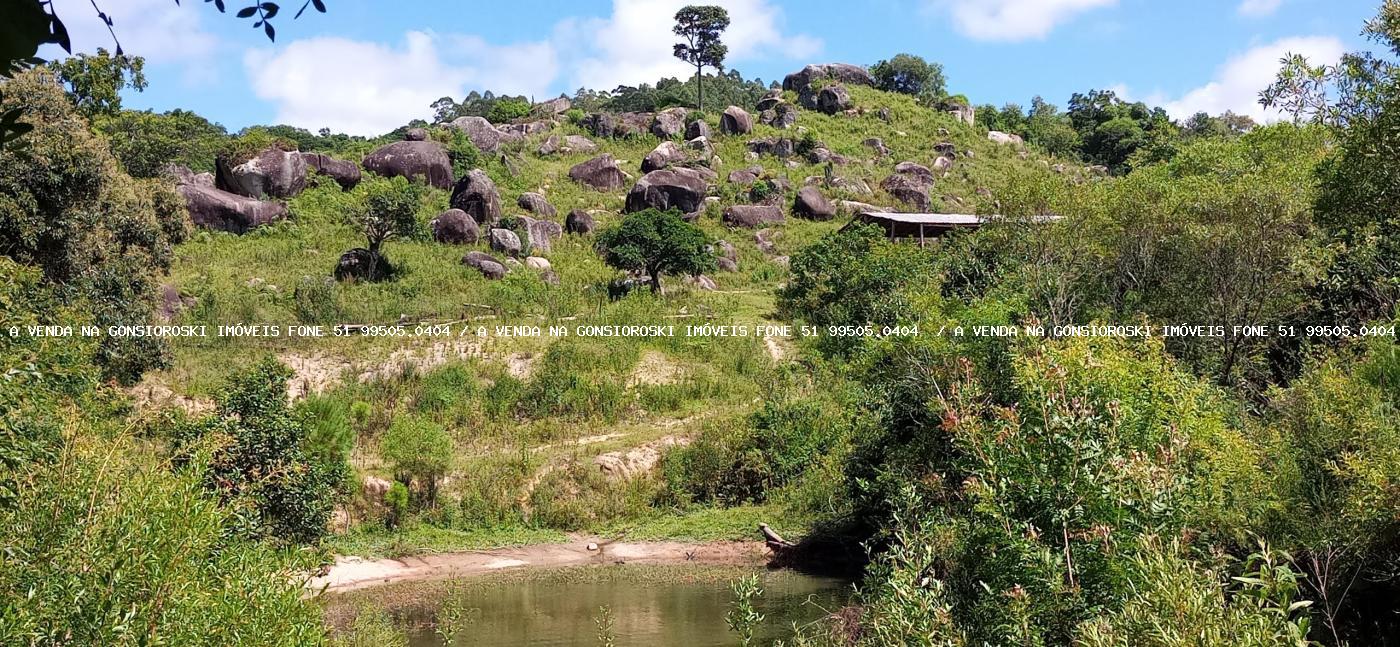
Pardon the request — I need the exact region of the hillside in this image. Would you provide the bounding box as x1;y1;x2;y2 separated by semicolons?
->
129;70;1076;554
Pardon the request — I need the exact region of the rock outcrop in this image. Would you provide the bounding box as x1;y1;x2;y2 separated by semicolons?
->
723;205;785;228
362;140;453;189
216;148;307;199
783;63;875;109
177;184;288;233
816;85;852;115
300;152;361;190
568;154;628;191
449;116;503;153
449;169;502;226
537;134;599;156
880;161;935;210
793;185;836;221
642;140;688;173
720;106;753;135
430;208;480;244
489;228;523;257
516;192;557;218
462;250;508;280
565;209;595;234
624;168;710;217
518;215;563;254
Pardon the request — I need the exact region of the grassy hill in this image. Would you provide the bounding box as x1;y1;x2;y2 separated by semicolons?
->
139;82;1072;555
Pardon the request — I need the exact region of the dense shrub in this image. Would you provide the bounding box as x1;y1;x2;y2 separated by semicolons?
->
167;357;348;544
665;399;852;505
380;415;453;505
0;71;188;384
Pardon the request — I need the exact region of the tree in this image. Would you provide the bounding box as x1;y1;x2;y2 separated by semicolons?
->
486;97;530;123
166;357;347;545
93;108;228;177
1;0;328;151
596;208;714;294
380;415;453;505
348;175;422;255
672;5;730;112
49;48;146;117
870;53;946;102
0;71;187;384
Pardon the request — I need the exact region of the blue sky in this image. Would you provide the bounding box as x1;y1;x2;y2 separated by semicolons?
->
44;0;1379;135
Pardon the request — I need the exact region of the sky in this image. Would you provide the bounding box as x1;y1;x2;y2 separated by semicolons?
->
40;0;1380;136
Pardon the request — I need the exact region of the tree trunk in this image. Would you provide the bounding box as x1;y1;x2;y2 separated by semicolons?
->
695;65;704;112
648;268;664;294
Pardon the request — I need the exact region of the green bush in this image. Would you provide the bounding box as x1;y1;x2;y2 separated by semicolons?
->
486;97;531;123
167;357;347;544
665;398;851;505
380;415;453;505
0;71;188;384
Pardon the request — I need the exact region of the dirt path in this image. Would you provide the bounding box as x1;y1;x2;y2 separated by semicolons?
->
310;539;769;593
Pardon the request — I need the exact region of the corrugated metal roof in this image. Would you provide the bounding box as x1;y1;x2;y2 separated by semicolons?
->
857;213;985;225
856;213;1063;225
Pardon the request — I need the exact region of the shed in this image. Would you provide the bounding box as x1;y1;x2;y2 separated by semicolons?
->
842;212;1062;246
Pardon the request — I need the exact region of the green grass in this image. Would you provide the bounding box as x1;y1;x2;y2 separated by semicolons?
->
146;82;1061;554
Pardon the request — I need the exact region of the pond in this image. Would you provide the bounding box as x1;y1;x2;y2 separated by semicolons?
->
324;566;852;647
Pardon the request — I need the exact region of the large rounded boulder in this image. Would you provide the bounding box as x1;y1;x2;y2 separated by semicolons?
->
300;152;361;190
722;205;785;228
569;154;628;191
642;141;688;173
880;161;935;210
519;215;563;254
793;186;836;221
720;106;752;135
462;250;508;280
216;147;307;199
565;209;595;235
624;168;710;218
816;85;852;115
362;140;453;189
177;184;288;233
651;108;688;139
449;115;503;153
449;169;502;227
430;208;481;244
516;192;557;218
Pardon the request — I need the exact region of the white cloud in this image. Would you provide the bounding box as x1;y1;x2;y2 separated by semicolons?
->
40;0;217;65
1118;36;1345;123
245;32;476;135
243;0;821;135
926;0;1118;41
1237;0;1284;18
566;0;822;91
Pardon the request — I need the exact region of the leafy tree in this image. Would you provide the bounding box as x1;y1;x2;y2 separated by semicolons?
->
49;47;146;117
0;70;187;384
486;97;530;123
672;5;730;112
1024;96;1081;158
870;53;946;102
1285;1;1400;325
594;69;769;113
1;0;328;151
380;415;453;505
1182;110;1256;140
345;175;423;278
596;208;714;294
1067;89;1177;174
167;357;347;545
93;108;228;177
